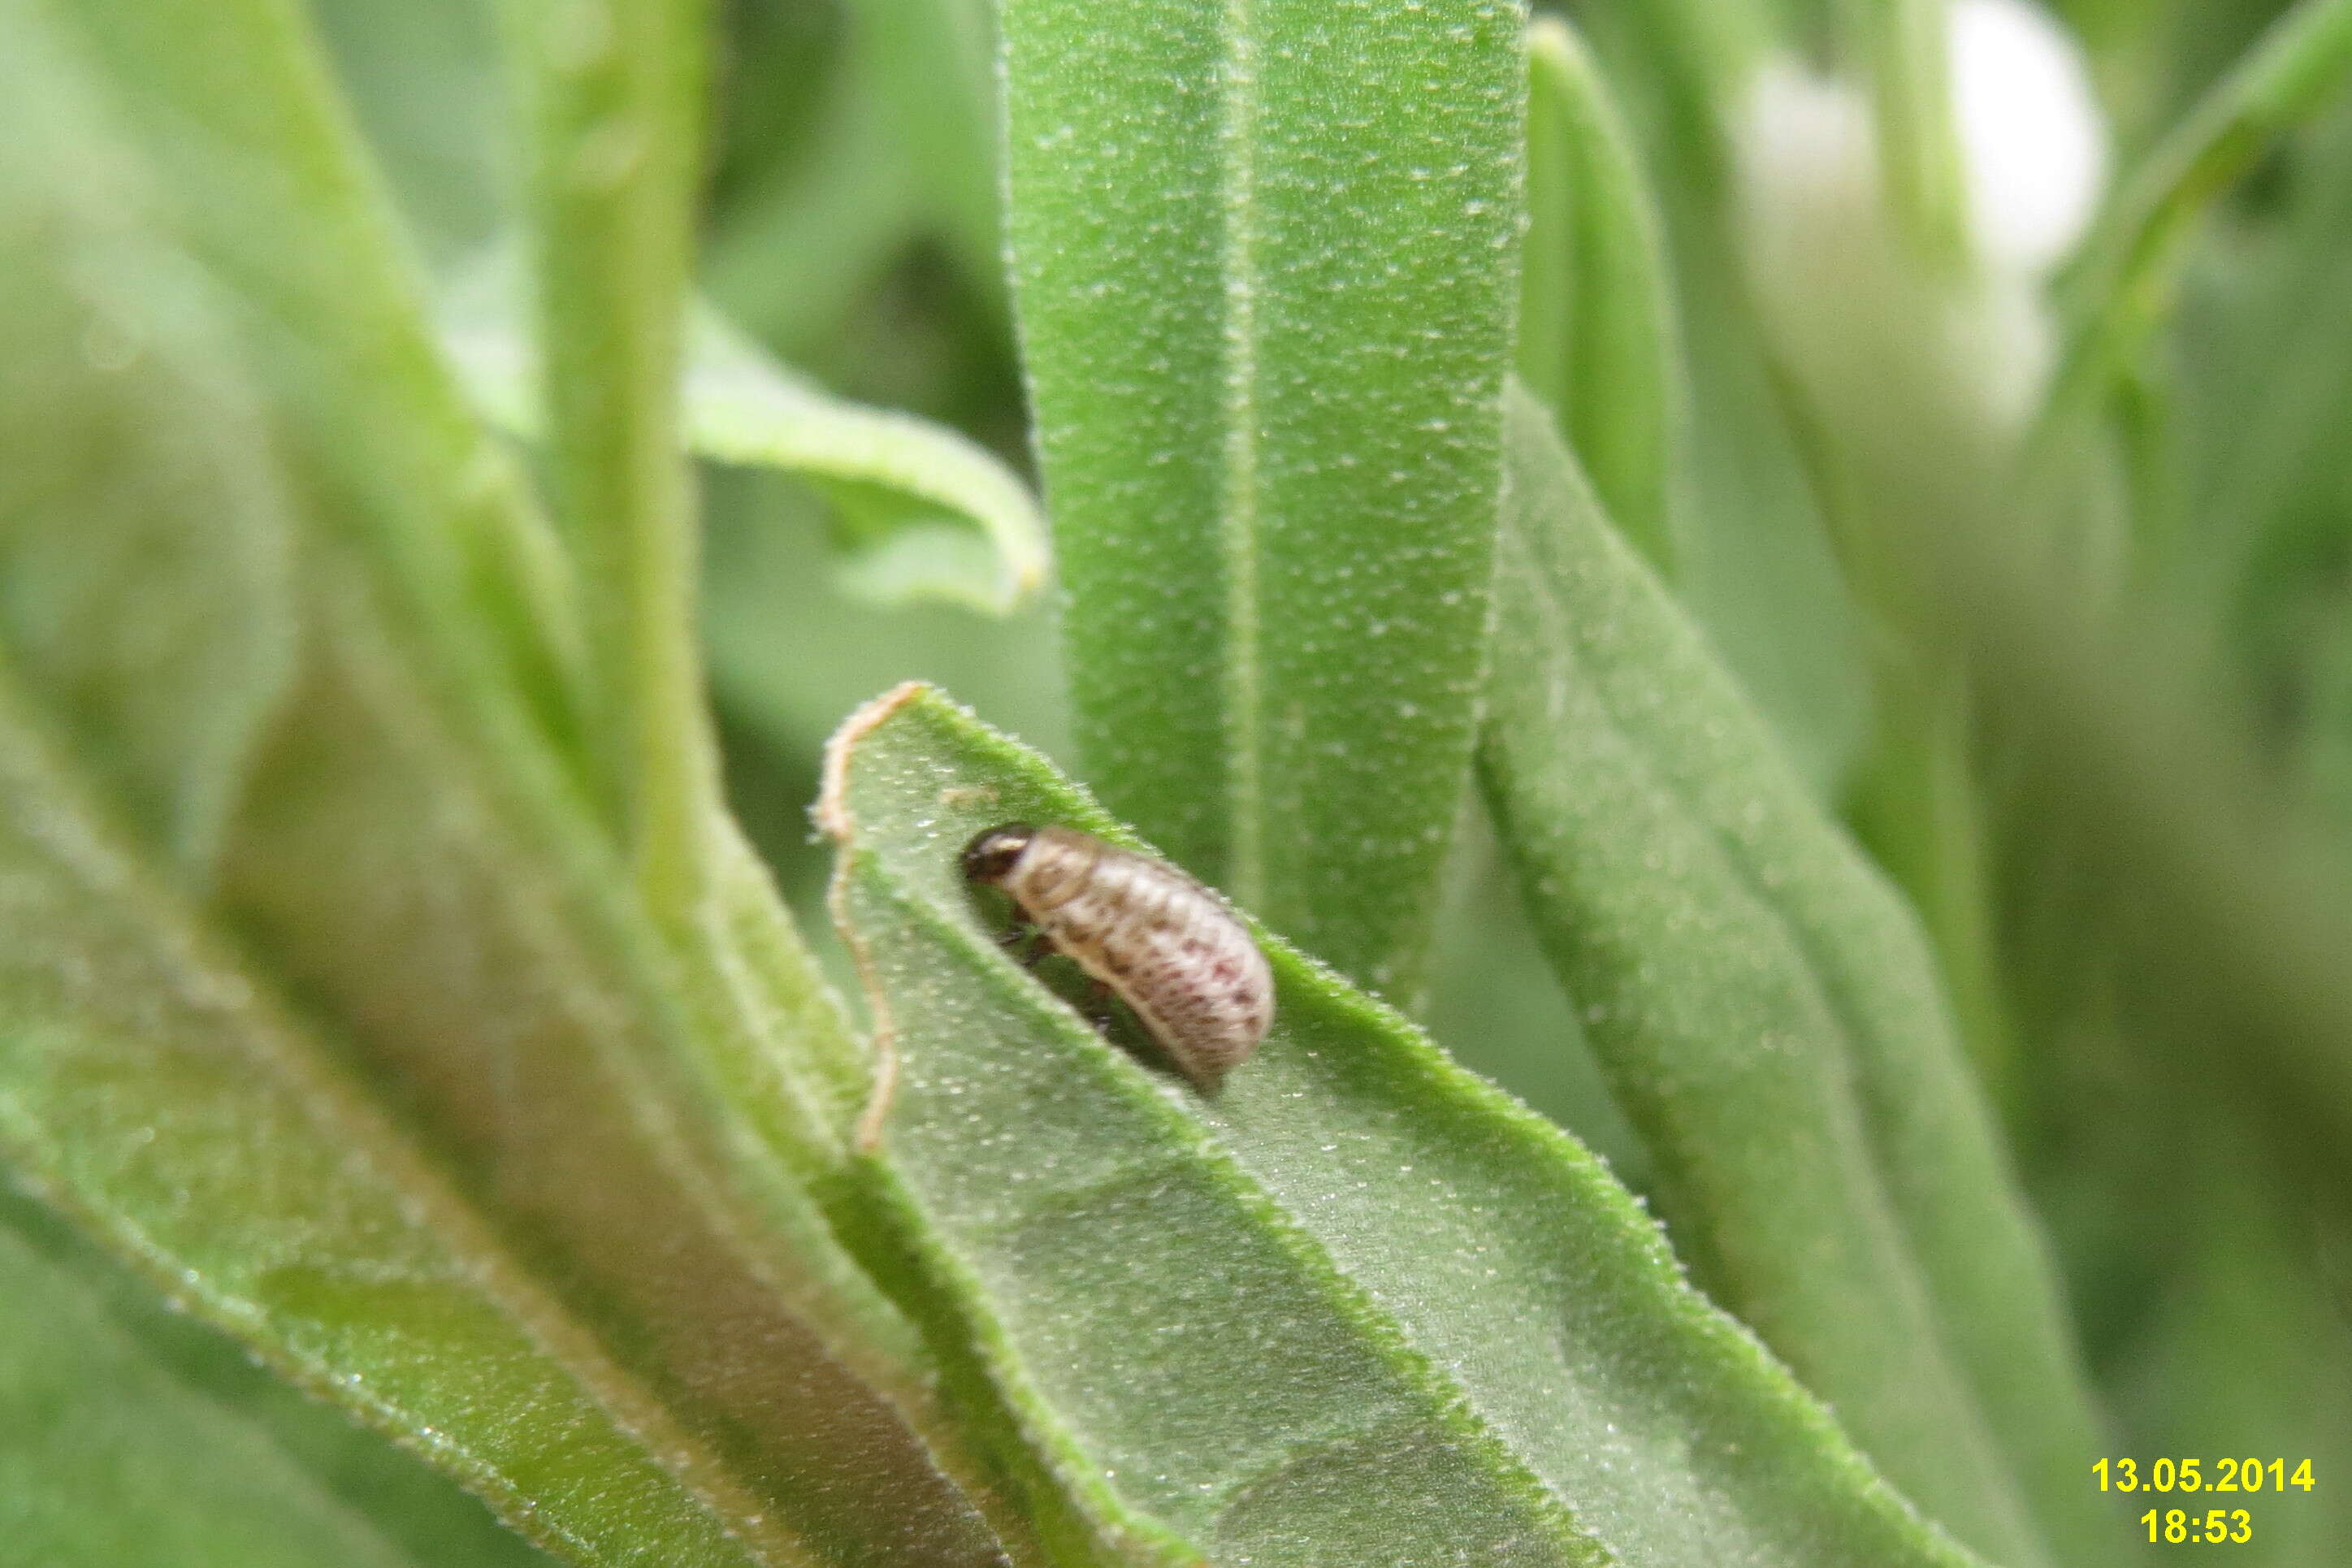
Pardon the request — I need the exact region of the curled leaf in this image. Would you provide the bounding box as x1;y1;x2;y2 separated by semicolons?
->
440;260;1048;615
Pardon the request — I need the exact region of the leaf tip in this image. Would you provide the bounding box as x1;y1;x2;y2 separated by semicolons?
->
1525;11;1578;65
817;680;938;846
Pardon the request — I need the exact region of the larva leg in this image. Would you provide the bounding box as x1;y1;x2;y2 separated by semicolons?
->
997;921;1055;968
1081;977;1117;1033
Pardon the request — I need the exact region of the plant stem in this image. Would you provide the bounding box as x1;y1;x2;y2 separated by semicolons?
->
509;0;717;922
1843;651;2016;1111
1841;0;1970;266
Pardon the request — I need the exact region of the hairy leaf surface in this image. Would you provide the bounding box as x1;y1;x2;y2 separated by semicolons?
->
0;3;1014;1562
1519;15;1683;576
0;666;770;1568
1480;384;2116;1568
0;1189;559;1568
819;681;1995;1568
1003;0;1524;995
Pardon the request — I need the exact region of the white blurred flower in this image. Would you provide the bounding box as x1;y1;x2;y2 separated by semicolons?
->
1949;0;2108;276
1734;0;2107;442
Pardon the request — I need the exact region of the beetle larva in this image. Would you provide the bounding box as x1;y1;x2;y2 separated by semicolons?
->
961;823;1274;1088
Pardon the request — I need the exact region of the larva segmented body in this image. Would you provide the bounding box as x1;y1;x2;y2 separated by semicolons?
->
962;823;1274;1088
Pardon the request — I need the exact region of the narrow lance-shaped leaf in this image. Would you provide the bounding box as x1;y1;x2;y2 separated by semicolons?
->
5;3;1024;1562
1479;383;2119;1568
441;266;1050;615
1003;0;1523;996
820;679;1999;1568
1518;14;1684;576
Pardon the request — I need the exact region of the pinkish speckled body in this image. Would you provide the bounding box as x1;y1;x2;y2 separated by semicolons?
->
965;824;1274;1087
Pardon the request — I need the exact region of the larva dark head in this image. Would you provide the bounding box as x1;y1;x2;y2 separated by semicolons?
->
960;824;1036;886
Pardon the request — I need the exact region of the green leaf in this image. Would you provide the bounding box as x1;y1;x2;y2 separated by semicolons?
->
17;0;593;797
684;313;1047;613
1518;14;1684;577
0;54;298;886
0;3;1020;1562
1479;383;2118;1568
442;272;1050;615
1002;0;1523;997
817;680;1999;1568
0;663;772;1568
1669;236;1871;802
312;0;509;264
0;1185;555;1568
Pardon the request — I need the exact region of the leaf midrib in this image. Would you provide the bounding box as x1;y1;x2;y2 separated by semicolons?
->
1216;0;1264;912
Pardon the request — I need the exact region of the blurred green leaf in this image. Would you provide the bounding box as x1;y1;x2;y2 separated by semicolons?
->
704;476;1070;762
0;1189;557;1568
1582;0;1774;188
0;658;778;1568
2107;1145;2352;1568
682;312;1045;612
1002;0;1523;998
312;0;509;262
1520;14;1685;575
2040;0;2352;492
0;2;1021;1562
1670;231;1871;800
2175;102;2352;752
1478;384;2118;1568
0;50;298;885
1929;477;2352;1249
444;273;1049;614
818;680;2001;1568
709;0;998;354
